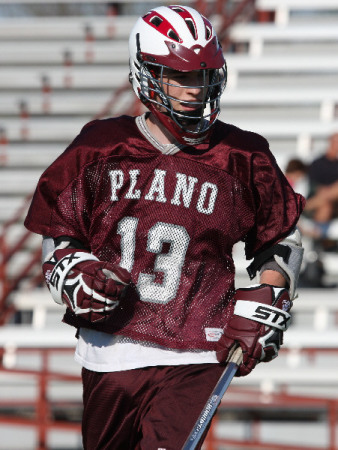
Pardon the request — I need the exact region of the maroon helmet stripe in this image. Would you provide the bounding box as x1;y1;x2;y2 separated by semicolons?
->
168;5;198;40
143;11;182;43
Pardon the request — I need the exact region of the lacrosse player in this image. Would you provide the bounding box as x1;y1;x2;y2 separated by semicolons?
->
25;5;305;449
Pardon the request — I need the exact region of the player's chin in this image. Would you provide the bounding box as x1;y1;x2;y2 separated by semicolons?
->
180;105;200;111
178;103;202;112
175;107;204;126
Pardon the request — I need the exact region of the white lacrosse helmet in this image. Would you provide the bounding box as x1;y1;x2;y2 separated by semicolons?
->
129;5;227;146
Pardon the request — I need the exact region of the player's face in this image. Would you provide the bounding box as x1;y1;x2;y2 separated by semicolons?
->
160;68;208;113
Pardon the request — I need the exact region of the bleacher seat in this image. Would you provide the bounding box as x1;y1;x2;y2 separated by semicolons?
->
0;39;129;65
256;0;338;26
0;16;133;40
229;23;338;56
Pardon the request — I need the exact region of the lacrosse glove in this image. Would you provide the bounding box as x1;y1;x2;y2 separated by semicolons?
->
216;284;292;376
43;247;131;323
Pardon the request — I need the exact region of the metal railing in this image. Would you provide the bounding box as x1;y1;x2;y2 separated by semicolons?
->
0;347;337;450
0;347;81;450
206;385;338;450
0;194;43;325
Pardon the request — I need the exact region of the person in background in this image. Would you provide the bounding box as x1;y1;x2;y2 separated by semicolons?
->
285;158;309;198
304;133;338;237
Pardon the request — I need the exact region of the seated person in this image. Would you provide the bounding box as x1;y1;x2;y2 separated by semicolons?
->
304;133;338;239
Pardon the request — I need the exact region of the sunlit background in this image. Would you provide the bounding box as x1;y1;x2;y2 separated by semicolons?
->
0;1;338;449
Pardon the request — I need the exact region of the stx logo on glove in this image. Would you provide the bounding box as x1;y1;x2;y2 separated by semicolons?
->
252;305;290;329
216;284;292;377
49;252;100;305
43;248;131;322
50;253;84;290
234;300;291;331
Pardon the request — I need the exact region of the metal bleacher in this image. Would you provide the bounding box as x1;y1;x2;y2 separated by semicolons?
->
0;1;338;449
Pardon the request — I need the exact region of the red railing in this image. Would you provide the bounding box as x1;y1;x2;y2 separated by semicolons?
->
206;387;338;450
0;348;337;450
0;347;81;450
0;194;43;325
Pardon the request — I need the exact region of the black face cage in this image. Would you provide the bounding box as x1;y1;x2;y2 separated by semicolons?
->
138;61;227;134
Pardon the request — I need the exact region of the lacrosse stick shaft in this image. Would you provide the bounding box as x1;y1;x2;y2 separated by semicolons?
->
182;347;243;450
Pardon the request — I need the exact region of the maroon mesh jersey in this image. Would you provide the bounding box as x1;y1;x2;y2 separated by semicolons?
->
25;116;305;350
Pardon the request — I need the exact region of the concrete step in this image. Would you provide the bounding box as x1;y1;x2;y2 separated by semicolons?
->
0;169;43;195
0;15;135;40
0;40;129;65
0;65;128;89
0;91;114;115
0;143;64;168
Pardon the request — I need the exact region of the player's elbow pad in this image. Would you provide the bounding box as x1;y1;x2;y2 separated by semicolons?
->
247;228;304;300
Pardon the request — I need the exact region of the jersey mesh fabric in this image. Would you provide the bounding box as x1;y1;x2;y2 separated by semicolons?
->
25;116;305;351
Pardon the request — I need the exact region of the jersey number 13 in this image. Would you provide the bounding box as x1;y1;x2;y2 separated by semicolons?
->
117;216;190;304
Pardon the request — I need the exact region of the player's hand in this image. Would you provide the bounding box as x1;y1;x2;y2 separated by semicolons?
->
43;248;131;323
216;284;292;376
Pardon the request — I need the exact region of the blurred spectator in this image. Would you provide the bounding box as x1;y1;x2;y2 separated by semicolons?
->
308;133;338;189
304;133;338;238
284;158;318;238
284;151;338;287
285;158;309;198
305;181;338;224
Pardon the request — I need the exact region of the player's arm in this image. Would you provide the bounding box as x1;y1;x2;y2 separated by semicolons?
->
259;269;287;287
42;236;131;323
217;228;303;376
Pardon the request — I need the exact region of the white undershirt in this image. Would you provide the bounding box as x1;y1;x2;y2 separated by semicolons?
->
75;330;218;372
75;114;218;372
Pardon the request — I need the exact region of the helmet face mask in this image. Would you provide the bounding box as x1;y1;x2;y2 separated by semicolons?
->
129;5;227;145
138;62;226;135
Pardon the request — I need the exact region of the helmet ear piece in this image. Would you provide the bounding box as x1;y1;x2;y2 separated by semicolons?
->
135;33;143;63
